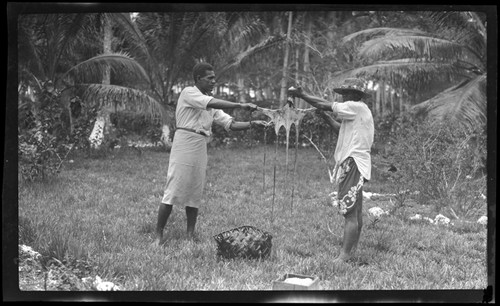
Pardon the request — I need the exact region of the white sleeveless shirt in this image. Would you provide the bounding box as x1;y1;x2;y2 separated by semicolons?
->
331;100;374;181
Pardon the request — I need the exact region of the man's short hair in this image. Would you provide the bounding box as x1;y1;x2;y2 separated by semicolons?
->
193;62;214;82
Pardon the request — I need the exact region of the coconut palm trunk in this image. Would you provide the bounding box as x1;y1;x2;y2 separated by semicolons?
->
300;12;312;110
89;15;113;149
279;11;293;107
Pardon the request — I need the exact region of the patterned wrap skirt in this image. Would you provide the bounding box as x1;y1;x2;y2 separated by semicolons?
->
161;129;208;209
334;157;365;216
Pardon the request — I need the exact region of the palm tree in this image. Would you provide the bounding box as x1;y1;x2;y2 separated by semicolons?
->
131;11;284;145
207;12;285;104
18;13;164;141
128;12;225;147
338;11;486;132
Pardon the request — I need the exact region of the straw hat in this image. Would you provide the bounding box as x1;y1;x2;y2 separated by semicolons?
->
333;78;368;96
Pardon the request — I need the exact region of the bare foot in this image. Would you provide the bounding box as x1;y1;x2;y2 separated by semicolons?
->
332;256;349;267
151;236;163;247
187;232;201;242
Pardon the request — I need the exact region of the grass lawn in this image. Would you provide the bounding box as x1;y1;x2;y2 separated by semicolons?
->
17;144;488;294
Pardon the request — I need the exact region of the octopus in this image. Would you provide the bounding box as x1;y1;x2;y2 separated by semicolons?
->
256;101;315;216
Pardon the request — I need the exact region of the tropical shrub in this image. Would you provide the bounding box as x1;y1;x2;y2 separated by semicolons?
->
68;98;100;154
110;112;160;142
384;113;487;219
18;87;73;181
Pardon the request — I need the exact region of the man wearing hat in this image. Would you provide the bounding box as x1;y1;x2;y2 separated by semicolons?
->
288;78;374;265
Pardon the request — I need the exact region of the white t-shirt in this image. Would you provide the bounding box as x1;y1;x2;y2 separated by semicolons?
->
331;100;374;181
175;86;233;136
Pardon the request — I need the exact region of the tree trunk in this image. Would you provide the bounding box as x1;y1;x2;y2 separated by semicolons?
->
160;102;175;151
60;89;73;135
300;12;312;110
294;43;301;108
237;73;247;103
390;87;394;114
89;16;113;149
89;114;106;149
326;12;337;51
103;17;112;84
399;87;404;113
255;78;264;102
279;11;293;107
380;80;385;116
255;89;264;102
264;86;273;103
160;124;173;150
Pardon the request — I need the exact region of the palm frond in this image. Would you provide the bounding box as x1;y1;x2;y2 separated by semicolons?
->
75;83;165;123
467;12;487;42
228;15;267;49
429;11;486;41
18;15;49;80
53;14;88;72
410;74;486;131
337;58;466;88
109;12;152;61
426;12;486;65
348;21;485;73
217;35;285;78
60;52;150;84
358;35;466;62
18;68;44;91
342;27;428;44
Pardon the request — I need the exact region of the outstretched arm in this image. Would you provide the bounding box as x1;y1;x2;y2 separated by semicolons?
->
229;120;269;131
288;87;333;111
316;110;341;134
207;98;258;112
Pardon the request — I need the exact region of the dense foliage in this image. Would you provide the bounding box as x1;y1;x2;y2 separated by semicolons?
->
380;113;487;219
18;84;73;181
15;8;489;206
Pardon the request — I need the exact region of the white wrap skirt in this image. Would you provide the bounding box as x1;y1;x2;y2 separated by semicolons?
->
161;129;208;208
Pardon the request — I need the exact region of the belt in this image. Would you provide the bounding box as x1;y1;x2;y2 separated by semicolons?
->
176;127;209;137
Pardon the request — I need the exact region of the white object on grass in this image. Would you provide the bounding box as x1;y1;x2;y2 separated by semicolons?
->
368;207;388;218
96;281;119;291
423;217;434;224
434;214;450;225
284;277;314;286
363;191;373;200
362;191;396;200
19;244;41;259
409;214;422;221
477;216;487;225
93;275;120;291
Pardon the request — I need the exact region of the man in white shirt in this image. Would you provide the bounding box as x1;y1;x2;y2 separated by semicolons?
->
288;78;374;265
153;62;268;246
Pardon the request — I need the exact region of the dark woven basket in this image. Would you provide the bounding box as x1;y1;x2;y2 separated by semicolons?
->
213;225;272;260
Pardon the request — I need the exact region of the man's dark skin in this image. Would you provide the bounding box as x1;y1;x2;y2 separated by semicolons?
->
288;86;367;264
153;68;267;246
289;87;364;133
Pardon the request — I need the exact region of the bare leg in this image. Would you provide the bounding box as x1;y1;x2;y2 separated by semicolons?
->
186;206;198;239
351;192;363;254
334;208;360;264
152;203;173;247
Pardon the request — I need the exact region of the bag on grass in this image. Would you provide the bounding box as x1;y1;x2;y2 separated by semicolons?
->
213;225;272;260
